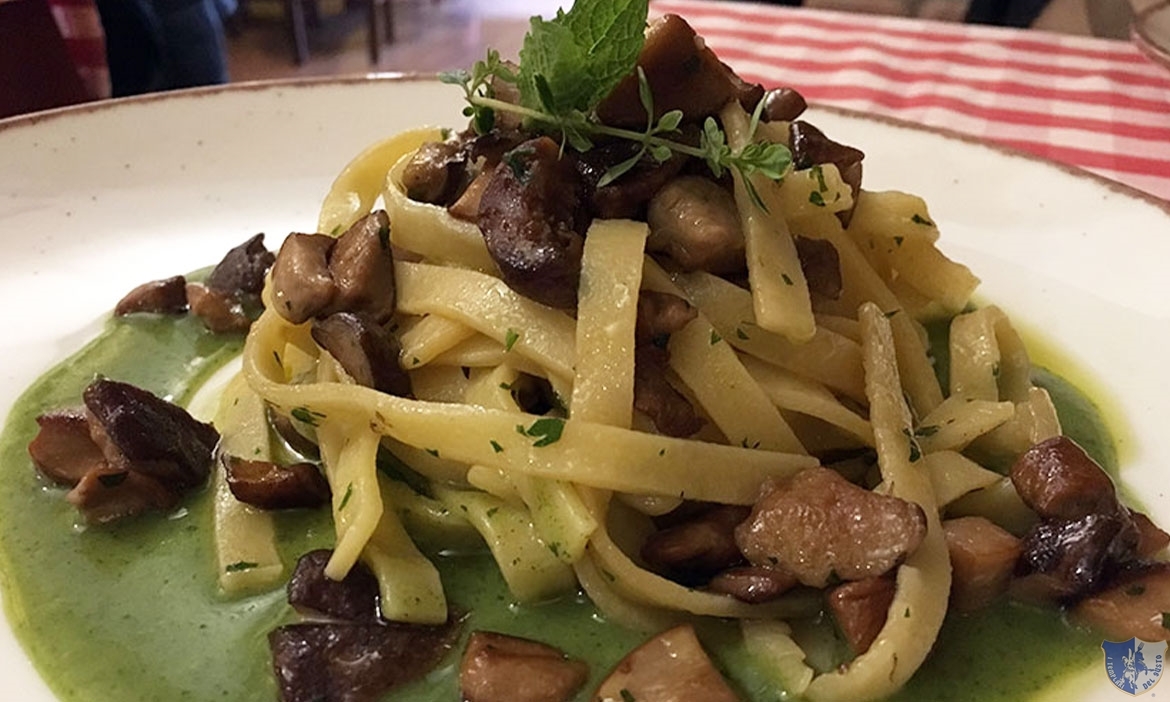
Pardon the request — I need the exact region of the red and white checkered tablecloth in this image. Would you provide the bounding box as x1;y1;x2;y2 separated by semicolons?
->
653;0;1170;202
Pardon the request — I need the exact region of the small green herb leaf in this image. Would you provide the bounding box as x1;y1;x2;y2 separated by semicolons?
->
524;417;565;447
490;439;504;453
339;483;355;510
504;328;521;352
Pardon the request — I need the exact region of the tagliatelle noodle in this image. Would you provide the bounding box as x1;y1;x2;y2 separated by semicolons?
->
395;261;577;383
922;450;1003;508
397;313;478;369
384;151;497;272
803;302;951;701
914;395;1016;453
671;270;866;404
720;101;817;344
210;372;284;594
319;127;443;236
739;354;873;447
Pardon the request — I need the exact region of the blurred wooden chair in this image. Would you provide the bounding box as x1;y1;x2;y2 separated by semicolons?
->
0;0;92;119
265;0;393;65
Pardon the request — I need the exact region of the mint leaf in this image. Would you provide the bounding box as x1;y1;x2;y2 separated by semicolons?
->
518;0;648;115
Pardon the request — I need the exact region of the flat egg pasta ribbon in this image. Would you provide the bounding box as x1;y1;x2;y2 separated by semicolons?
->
804;302;951;701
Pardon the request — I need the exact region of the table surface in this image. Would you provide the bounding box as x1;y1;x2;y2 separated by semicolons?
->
654;0;1170;203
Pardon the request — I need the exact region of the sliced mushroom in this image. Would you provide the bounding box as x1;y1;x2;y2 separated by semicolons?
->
1011;511;1138;604
576;140;690;220
596;14;757;128
268;619;461;702
114;275;188;316
761;87;808;123
311;312;412;397
400;139;470;205
271;233;337;324
794;236;842;301
641;504;750;581
223;455;330;510
634;347;704;438
328;210;396;324
593;624;740;702
789;121;864;225
735;466;927;588
186;281;251;333
646;176;745;274
1073;563;1170;642
460;631;589;702
1010;435;1120;520
83;377;219;491
826;576;896;655
477;137;588;309
286;549;381;623
943;516;1021;612
65;465;178;524
707;565;798;604
270;211;397;325
205;232;274;298
28;407;108;485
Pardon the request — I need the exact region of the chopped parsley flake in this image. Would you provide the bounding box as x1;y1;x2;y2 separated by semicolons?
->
485;507;499;518
781;272;794;286
809;190;826;207
225;561;258;573
710;330;722;345
915;425;940;437
504;328;521;352
523;417;565;447
911;213;934;226
811;163;827;192
736;327;750;340
490;439;504;453
290;406;325;426
425;448;440;458
620;690;637;702
893;235;904;247
339;483;354;510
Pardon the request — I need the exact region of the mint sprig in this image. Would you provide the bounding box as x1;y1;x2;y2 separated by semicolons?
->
439;0;791;197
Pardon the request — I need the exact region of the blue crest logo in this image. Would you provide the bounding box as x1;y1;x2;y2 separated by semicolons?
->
1102;638;1166;696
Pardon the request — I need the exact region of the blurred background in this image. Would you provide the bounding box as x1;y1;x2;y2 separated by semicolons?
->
0;0;1160;118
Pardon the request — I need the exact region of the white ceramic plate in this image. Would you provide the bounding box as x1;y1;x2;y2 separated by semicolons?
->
1;78;1168;701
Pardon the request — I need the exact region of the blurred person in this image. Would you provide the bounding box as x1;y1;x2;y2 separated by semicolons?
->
96;0;237;97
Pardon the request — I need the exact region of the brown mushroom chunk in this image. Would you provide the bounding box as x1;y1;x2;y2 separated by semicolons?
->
735;466;927;588
1012;511;1138;604
328;210;396;324
634;347;704;438
477;137;589;309
449;170;493;222
310;312;412;397
593;624;740;702
270;211;397;325
206;232;274;298
65;466;178;524
826;576;896;655
707;565;798;604
114;275;188;316
641;504;750;580
268;619;461;702
646;176;745;274
83;377;218;491
576;141;691;220
943;516;1022;612
286;549;381;623
1073;563;1170;642
223;455;330;510
596;14;753;128
635;291;698;347
761;87;808;123
1010;435;1120;520
28;408;108;486
271;232;337;324
460;631;589;702
789;121;864;225
794;236;842;301
186;281;251;333
1132;510;1170;559
400;139;469;205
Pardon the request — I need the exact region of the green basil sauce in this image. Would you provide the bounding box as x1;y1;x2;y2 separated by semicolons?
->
0;313;1117;701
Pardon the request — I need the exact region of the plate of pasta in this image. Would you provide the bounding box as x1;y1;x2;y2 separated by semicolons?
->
1;6;1170;702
